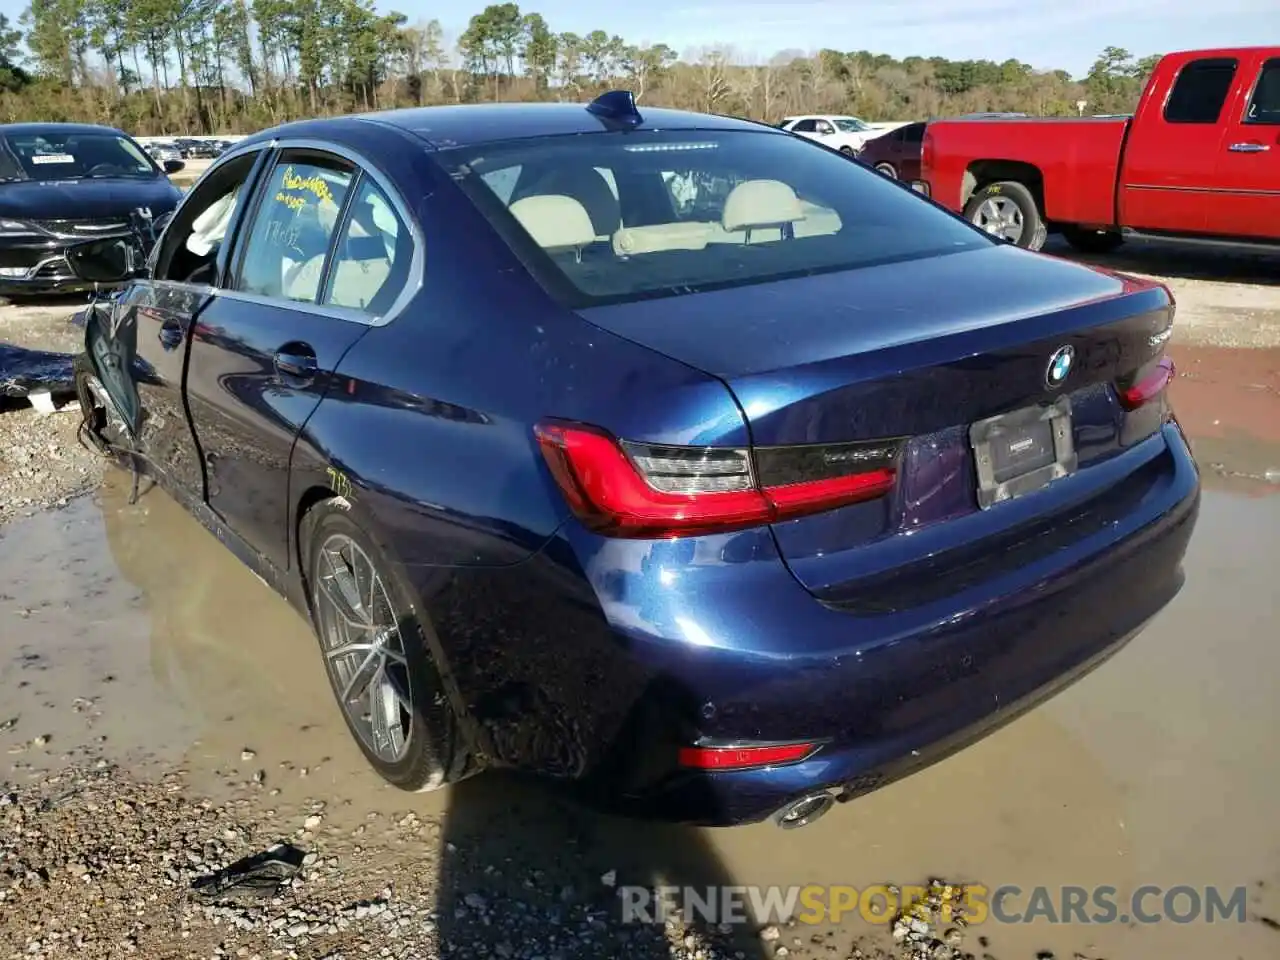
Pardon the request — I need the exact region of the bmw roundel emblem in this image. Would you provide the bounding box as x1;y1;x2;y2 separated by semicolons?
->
1046;345;1074;388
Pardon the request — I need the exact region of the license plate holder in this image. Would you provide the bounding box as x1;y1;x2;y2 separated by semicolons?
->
970;396;1076;509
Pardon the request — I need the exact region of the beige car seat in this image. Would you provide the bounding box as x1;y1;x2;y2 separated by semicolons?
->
509;195;596;261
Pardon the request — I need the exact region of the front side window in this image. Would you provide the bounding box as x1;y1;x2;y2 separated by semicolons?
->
0;131;157;181
234;156;353;303
1164;58;1238;124
1245;58;1280;124
323;177;413;315
445;128;990;308
814;120;835;135
154;151;259;285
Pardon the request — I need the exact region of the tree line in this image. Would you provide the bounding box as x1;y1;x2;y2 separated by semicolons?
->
0;0;1161;135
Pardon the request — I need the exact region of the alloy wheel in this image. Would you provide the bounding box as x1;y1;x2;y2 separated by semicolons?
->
313;532;414;763
973;196;1024;243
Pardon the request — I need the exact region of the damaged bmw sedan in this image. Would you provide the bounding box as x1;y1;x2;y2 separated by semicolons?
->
67;92;1199;828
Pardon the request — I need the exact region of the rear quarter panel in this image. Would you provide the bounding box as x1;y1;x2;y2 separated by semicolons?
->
924;118;1129;225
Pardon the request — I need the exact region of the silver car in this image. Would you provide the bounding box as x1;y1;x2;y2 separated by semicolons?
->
146;141;183;166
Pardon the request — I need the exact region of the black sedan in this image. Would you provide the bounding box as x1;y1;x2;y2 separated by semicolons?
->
0;122;184;295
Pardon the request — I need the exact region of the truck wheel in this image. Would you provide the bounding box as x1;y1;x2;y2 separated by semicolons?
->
964;181;1046;251
1061;225;1125;255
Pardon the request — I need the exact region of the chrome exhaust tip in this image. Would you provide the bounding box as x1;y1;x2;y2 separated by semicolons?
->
773;791;835;829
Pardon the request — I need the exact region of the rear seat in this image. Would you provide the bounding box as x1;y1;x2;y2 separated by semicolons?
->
511;180;844;260
612;181;843;255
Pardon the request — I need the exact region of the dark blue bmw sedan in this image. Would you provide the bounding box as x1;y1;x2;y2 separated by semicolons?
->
68;92;1199;828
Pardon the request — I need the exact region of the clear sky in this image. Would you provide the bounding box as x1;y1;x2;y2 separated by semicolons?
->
0;0;1272;79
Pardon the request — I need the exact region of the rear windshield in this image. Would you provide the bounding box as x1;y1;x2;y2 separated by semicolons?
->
0;131;158;182
442;129;990;306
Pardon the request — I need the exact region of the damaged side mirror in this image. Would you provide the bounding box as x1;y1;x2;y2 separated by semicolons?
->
66;237;140;284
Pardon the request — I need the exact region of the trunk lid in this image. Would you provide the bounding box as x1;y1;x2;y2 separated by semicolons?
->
577;243;1176;597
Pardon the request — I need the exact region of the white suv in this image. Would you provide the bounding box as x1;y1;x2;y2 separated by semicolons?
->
779;115;877;155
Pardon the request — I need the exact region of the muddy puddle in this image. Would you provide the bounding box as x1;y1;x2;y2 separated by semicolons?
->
3;349;1280;959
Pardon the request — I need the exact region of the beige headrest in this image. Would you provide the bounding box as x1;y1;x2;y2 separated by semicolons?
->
509;195;596;250
722;179;805;232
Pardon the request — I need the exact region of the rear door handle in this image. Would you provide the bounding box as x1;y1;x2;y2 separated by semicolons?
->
1227;142;1270;153
274;344;318;386
158;320;183;350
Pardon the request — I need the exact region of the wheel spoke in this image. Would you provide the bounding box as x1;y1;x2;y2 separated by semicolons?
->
387;671;413;714
319;550;369;628
341;645;383;702
326;641;377;661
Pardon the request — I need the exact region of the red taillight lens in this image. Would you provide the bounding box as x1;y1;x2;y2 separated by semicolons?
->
921;131;934;172
534;420;901;538
1120;357;1175;410
678;741;820;770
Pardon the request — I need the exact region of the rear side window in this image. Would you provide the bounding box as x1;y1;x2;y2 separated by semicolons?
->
235;156;353;303
443;128;990;308
1246;59;1280;124
790;119;816;133
322;177;412;315
902;123;926;144
1164;58;1238;124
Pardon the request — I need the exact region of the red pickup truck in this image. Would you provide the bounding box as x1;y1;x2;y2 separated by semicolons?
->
920;47;1279;254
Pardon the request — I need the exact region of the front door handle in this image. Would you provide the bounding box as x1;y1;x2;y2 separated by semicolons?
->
1227;142;1270;153
158;320;183;350
274;345;318;386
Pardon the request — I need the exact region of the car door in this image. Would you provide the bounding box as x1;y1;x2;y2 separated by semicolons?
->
182;145;376;570
899;123;926;181
1210;53;1280;239
95;145;272;501
1119;55;1242;233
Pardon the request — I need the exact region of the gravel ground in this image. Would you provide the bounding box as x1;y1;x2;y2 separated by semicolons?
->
3;759;968;960
0;297;104;523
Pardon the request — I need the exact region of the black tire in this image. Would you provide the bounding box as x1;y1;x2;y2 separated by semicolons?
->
301;497;470;792
964;180;1047;251
1060;224;1125;255
839;146;857;157
874;162;897;179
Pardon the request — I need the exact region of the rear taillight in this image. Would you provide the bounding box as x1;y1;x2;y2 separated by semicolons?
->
921;131;934;172
1120;357;1175;410
534;420;902;538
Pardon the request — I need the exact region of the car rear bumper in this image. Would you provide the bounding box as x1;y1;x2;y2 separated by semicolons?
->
418;421;1198;826
592;421;1196;824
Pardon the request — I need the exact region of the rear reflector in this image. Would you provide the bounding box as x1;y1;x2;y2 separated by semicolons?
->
678;741;820;770
534;420;901;538
1120;357;1175;410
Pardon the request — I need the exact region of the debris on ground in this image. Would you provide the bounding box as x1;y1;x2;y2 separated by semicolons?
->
0;343;75;401
889;879;978;960
190;842;307;902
